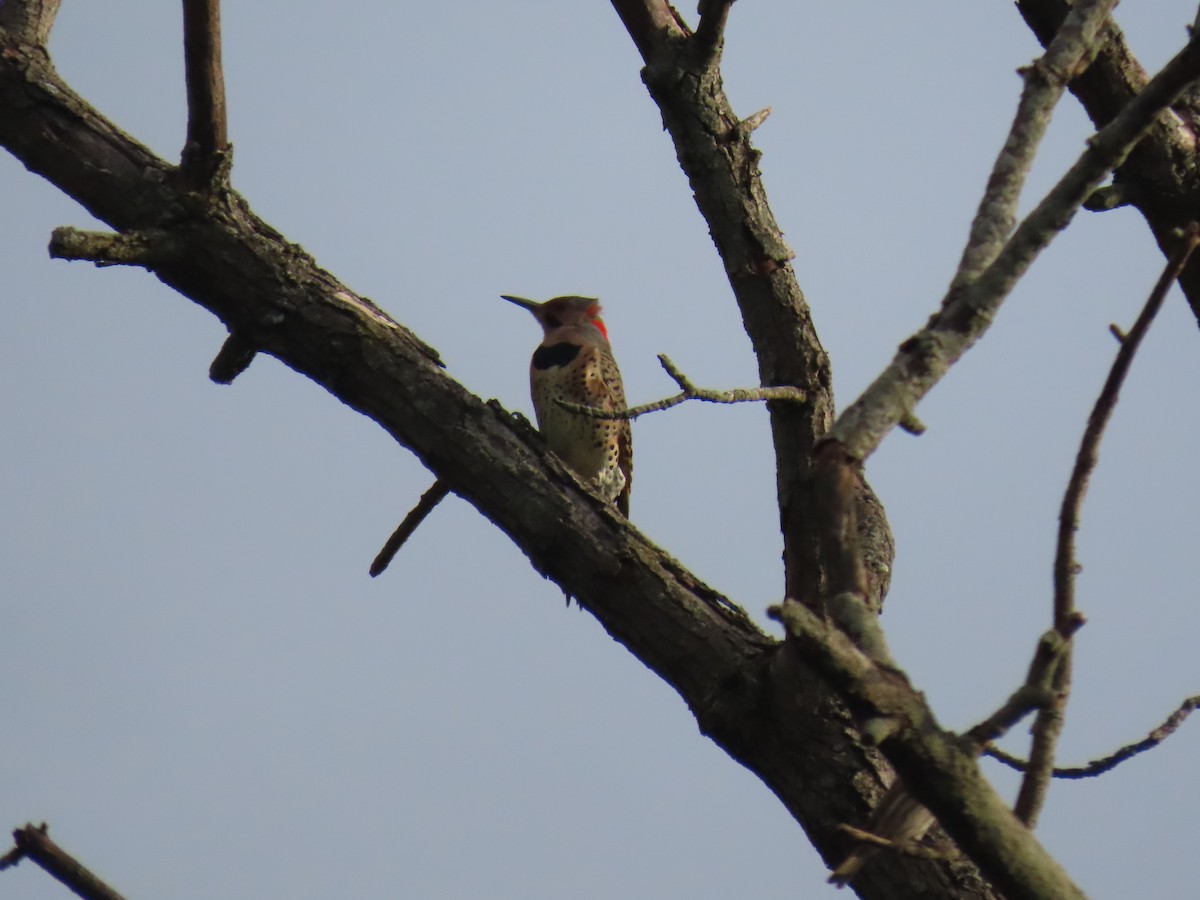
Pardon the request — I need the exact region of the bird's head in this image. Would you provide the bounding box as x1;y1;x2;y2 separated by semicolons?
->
501;295;609;341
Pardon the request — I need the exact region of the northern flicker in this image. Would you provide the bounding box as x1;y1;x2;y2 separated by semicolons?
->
501;294;632;516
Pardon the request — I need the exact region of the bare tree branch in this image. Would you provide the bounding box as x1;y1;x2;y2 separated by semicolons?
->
607;0;688;58
967;629;1074;749
1017;0;1200;324
181;0;231;187
1;824;127;900
1014;222;1200;826
49;226;177;267
836;824;954;863
370;479;451;577
951;0;1116;290
768;599;1087;900
611;0;852;612
985;694;1200;778
828;32;1200;463
693;0;735;59
558;353;806;421
0;0;60;46
208;332;258;383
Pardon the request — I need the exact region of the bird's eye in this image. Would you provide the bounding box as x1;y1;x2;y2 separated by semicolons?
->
543;314;561;328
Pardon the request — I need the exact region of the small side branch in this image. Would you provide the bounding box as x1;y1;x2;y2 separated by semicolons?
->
1015;222;1200;827
559;354;805;421
1053;222;1200;633
181;0;231;188
835;824;955;863
985;694;1200;778
693;0;736;59
1084;183;1133;211
1;824;127;900
49;227;177;268
209;332;258;384
370;479;451;577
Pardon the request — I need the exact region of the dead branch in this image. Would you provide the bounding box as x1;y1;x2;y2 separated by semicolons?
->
768;598;1087;899
1015;223;1200;826
828;31;1200;463
0;0;60;46
181;0;230;187
558;354;805;421
951;0;1116;291
694;0;736;58
2;824;127;900
985;694;1200;778
370;479;451;577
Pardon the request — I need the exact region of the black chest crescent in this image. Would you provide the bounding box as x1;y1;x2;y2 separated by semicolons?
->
532;342;582;370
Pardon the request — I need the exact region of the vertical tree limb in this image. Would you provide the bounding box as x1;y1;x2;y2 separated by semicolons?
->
181;0;230;187
0;0;60;46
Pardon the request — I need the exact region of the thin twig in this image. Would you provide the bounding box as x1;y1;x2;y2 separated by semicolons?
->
828;32;1200;463
181;0;230;187
370;479;451;577
835;824;955;863
2;824;127;900
1053;223;1200;630
987;694;1200;778
559;354;805;420
1014;222;1200;827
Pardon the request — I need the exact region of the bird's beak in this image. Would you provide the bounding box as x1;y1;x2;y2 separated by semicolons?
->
501;294;540;312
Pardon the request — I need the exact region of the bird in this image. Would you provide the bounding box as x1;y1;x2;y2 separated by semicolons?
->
501;295;632;516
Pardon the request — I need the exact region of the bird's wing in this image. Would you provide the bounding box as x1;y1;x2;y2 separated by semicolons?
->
588;346;632;516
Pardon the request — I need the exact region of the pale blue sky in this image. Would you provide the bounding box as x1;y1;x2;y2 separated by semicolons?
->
3;3;1199;898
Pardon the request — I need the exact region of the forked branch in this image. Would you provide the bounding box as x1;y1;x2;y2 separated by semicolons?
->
559;354;805;421
1015;222;1200;826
